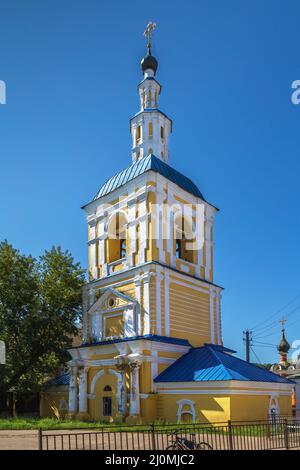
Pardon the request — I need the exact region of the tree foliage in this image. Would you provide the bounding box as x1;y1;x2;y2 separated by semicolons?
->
0;241;85;399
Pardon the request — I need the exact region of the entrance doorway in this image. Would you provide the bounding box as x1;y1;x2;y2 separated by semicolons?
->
103;396;112;416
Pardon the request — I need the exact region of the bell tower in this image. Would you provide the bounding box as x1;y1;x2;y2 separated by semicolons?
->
130;22;172;163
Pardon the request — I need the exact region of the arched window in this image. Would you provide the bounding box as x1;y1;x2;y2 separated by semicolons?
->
148;89;152;107
177;399;196;422
148;148;153;155
136;125;142;145
148;122;153;138
103;385;112;392
160;126;164;142
174;215;195;264
107;212;127;263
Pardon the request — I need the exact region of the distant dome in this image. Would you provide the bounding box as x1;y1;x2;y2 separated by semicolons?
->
278;331;290;354
141;53;158;75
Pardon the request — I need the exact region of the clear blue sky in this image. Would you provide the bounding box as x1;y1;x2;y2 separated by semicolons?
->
1;0;300;363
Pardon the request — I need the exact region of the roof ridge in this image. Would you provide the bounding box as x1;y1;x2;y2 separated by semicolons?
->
206;345;235;380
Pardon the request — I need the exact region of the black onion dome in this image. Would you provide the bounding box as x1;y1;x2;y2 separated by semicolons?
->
141;52;158;74
278;331;290;354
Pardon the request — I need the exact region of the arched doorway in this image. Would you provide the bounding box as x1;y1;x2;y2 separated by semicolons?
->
90;372;117;421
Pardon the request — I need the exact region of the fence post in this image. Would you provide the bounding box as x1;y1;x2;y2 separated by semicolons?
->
227;420;233;451
151;423;156;451
38;428;43;451
283;418;289;450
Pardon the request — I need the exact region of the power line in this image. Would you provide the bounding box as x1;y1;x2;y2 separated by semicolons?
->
251;347;262;364
250;293;300;332
253;340;277;347
251;304;300;338
252;343;277;349
254;331;281;340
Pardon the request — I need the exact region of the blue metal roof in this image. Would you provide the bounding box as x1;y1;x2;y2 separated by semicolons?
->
154;344;293;384
77;334;191;349
45;373;70;387
91;154;205;202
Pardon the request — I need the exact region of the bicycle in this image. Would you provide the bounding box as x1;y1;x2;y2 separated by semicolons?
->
166;430;213;450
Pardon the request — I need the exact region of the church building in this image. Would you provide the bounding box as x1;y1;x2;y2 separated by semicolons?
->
40;25;293;424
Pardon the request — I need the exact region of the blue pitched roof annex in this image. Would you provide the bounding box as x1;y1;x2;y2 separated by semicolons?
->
92;154;205;202
45;372;70;386
154;344;293;384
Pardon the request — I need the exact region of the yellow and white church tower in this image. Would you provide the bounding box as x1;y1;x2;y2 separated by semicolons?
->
41;24;293;424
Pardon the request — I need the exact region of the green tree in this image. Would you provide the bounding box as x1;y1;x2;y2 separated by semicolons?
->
0;242;85;406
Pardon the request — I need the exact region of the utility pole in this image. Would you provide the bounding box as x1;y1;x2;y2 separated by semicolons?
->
243;330;252;363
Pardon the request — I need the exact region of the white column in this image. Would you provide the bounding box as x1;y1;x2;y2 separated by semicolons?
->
78;367;88;414
68;366;78;414
116;364;127;416
129;361;141;416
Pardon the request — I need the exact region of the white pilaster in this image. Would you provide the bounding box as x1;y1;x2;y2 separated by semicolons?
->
68;366;78;414
142;273;151;335
209;287;216;344
156;272;163;335
216;290;222;345
138;195;148;264
134;276;142;335
164;272;170;336
128;199;137;267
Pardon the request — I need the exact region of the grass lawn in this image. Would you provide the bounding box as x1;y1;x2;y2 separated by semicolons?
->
0;417;286;437
0;417;122;430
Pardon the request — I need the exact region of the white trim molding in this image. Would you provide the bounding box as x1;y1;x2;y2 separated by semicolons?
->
177;399;196;422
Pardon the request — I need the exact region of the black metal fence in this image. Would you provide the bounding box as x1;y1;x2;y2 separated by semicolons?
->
38;418;300;451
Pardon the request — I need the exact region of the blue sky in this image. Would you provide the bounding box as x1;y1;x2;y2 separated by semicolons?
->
1;0;300;363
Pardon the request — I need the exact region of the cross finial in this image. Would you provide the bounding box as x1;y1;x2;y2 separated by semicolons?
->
143;22;156;53
279;317;287;331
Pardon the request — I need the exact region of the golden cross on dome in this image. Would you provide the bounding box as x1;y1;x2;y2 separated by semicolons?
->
143;22;156;51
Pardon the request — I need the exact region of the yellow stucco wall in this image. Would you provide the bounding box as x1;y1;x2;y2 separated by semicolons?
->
40;390;69;419
230;394;292;422
168;279;211;346
156;393;230;423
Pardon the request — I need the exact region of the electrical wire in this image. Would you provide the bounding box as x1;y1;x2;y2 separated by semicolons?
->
250;293;300;332
252;303;300;335
250;347;263;364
